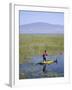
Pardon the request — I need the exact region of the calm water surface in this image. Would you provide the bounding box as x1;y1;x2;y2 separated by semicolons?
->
19;54;64;79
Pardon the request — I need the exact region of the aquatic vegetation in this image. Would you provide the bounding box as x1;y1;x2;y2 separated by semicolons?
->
19;34;64;64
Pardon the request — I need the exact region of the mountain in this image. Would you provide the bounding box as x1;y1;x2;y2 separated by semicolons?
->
19;22;64;34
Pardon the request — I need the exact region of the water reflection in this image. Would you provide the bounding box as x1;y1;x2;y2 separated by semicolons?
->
19;55;64;79
43;64;46;72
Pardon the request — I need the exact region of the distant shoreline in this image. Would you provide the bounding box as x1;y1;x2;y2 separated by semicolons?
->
19;33;64;36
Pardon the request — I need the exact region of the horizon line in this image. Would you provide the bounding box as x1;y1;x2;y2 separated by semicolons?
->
19;22;64;26
19;33;64;34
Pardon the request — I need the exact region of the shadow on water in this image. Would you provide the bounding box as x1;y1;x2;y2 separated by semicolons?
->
19;54;64;79
43;64;46;73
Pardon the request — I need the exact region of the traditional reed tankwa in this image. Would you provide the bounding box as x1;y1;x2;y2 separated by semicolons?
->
37;59;58;65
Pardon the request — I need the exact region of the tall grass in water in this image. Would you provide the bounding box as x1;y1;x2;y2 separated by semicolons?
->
19;34;64;64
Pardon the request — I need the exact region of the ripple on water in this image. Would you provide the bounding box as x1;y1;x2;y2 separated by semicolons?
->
19;55;64;79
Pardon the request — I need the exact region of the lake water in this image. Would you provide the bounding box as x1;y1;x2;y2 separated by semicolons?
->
19;54;64;79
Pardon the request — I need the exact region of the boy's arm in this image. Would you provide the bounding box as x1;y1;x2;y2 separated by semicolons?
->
46;53;48;56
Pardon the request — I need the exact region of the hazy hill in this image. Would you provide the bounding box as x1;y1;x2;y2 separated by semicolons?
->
20;22;64;34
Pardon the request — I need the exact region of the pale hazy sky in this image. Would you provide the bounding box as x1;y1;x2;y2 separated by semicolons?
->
19;10;64;26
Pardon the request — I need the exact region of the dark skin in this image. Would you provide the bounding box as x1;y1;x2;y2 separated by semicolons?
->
42;50;48;62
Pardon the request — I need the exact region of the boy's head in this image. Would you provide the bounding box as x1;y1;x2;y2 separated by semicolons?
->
45;50;46;52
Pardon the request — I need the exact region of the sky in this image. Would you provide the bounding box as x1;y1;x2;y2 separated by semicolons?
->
19;10;64;26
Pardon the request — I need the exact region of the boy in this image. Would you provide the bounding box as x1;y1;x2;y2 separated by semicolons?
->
42;50;48;62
